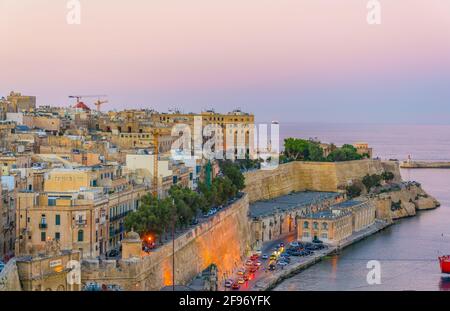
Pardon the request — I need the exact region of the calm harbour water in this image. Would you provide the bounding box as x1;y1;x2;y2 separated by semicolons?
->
274;123;450;291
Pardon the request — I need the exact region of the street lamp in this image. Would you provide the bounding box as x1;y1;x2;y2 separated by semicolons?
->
171;198;176;291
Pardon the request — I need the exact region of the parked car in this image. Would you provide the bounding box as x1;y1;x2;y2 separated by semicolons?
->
305;244;323;251
237;268;246;275
107;249;119;258
232;282;240;290
83;282;102;291
312;238;323;244
190;218;199;226
289;241;300;248
243;274;250;281
250;254;259;261
261;254;269;260
254;249;262;256
288;250;303;256
224;279;233;288
249;266;258;273
254;260;262;267
245;259;254;266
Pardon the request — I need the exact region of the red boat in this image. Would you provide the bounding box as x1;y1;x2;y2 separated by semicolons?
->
439;256;450;274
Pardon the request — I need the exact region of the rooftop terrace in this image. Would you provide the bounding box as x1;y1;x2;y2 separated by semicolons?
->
249;191;341;218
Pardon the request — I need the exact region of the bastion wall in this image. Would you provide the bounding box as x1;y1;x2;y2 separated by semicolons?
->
81;194;251;291
371;183;439;221
244;160;401;203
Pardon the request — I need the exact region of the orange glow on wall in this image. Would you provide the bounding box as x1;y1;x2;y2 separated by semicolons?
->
163;260;173;286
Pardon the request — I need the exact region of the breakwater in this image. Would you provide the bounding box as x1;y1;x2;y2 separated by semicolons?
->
400;161;450;169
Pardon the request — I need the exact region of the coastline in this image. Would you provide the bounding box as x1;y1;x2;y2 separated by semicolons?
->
250;220;391;291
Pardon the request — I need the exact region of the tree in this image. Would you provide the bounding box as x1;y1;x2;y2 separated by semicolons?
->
124;194;172;243
198;181;218;210
381;171;395;181
219;160;245;191
284;138;310;160
362;174;382;192
346;184;362;198
284;138;324;161
327;145;363;162
307;143;324;161
169;185;207;227
213;177;237;206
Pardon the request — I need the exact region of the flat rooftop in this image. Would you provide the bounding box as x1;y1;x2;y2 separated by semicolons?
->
331;198;373;210
331;200;363;209
304;209;352;220
249;191;341;218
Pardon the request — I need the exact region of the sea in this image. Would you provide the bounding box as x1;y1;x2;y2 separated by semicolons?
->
273;123;450;291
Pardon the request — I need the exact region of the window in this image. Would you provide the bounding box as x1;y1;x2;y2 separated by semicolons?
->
41;231;46;242
313;222;319;230
321;233;328;239
303;221;309;229
77;230;84;242
55;232;60;240
322;222;328;230
303;232;310;238
55;214;61;226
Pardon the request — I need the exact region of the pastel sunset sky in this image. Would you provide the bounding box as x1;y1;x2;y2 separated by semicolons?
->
1;0;449;123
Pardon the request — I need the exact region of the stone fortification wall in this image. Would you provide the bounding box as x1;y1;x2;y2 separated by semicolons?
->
0;259;22;291
371;183;439;220
81;195;251;290
244;160;401;203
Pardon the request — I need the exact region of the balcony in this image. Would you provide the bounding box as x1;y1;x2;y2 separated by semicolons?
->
75;219;87;227
39;223;48;229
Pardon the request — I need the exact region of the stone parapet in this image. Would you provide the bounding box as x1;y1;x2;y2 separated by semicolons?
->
81;194;251;290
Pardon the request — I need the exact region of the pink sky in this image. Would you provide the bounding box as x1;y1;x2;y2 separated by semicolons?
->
1;0;450;122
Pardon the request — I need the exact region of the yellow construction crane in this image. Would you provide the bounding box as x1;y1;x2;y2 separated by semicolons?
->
68;95;108;110
94;99;108;111
150;129;161;197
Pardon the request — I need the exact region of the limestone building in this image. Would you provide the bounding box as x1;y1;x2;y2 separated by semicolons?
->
353;142;373;159
298;209;353;244
249;191;344;248
4;91;36;113
15;165;146;258
151;109;255;158
296;199;376;245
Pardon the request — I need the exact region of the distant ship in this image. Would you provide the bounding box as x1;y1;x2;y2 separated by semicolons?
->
439;256;450;274
271;120;279;125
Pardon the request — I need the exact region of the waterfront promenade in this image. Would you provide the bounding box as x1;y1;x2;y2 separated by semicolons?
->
232;220;390;291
